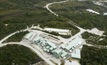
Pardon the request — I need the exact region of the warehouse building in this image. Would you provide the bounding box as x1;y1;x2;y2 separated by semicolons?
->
44;28;71;35
23;31;85;59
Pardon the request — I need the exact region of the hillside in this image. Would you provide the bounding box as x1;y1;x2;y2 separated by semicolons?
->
0;0;79;41
0;44;43;65
0;0;63;9
0;0;107;65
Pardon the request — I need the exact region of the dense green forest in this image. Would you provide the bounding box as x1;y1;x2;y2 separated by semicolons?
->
0;0;79;40
80;45;107;65
0;0;63;8
0;0;107;65
0;44;43;65
51;1;107;30
5;31;29;42
50;1;107;65
51;1;107;44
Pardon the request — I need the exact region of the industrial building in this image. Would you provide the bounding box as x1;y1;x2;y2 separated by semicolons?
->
61;37;85;59
23;30;85;59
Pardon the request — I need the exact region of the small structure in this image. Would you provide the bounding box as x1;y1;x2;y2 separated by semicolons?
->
87;28;104;36
52;49;62;58
52;49;68;58
23;32;38;42
71;49;81;59
104;12;107;15
44;28;71;35
61;51;68;58
86;9;100;15
31;24;43;30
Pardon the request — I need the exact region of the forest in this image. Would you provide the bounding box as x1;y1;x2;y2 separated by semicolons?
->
80;45;107;65
51;1;107;30
5;31;29;42
0;0;107;65
0;44;43;65
0;0;80;41
51;1;107;65
51;1;107;44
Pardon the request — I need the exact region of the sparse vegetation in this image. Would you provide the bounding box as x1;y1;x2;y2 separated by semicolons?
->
43;31;72;38
82;32;107;45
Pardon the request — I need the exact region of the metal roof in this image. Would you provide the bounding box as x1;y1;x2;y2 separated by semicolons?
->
65;37;84;50
71;49;81;59
61;51;67;57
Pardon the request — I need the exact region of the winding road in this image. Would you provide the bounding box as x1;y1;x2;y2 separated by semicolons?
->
0;0;106;65
44;0;69;16
44;0;104;37
0;28;29;44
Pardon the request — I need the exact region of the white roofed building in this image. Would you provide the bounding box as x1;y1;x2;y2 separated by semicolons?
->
71;49;81;59
104;12;107;15
52;49;62;58
62;37;85;50
86;9;100;15
23;29;86;59
61;37;86;59
23;32;38;43
44;28;71;35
